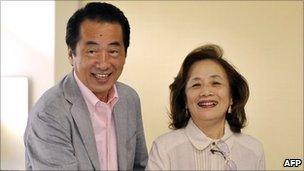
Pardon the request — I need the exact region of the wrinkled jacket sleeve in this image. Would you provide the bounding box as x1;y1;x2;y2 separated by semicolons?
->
24;111;78;170
133;96;148;171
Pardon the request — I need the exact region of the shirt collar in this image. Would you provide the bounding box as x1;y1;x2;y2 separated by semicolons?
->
107;85;118;109
73;71;119;109
184;118;234;151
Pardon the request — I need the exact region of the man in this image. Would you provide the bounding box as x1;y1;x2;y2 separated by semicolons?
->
24;2;148;170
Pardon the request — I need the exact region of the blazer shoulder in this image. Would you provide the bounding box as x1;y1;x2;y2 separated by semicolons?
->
33;84;66;112
30;78;69;120
116;82;139;99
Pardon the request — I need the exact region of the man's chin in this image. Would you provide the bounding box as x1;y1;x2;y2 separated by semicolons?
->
91;83;113;94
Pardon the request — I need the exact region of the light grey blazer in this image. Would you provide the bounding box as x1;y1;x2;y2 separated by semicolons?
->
24;72;148;170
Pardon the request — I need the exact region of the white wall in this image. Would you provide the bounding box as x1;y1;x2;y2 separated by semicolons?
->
1;1;55;107
1;77;28;169
1;1;55;169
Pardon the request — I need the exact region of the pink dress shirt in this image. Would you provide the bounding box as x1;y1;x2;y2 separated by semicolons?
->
74;72;118;170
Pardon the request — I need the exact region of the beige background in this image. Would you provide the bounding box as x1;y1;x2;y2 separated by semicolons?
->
58;1;303;170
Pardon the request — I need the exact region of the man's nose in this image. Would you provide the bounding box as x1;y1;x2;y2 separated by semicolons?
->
96;51;110;69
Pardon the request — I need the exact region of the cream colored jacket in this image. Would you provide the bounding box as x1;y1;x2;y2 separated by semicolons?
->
146;119;265;170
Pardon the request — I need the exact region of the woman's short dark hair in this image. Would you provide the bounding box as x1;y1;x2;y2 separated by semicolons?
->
65;2;130;54
169;44;249;133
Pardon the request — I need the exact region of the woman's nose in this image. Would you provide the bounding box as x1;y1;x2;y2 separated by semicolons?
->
199;85;214;97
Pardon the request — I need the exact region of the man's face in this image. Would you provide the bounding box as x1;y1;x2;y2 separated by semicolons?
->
69;20;126;102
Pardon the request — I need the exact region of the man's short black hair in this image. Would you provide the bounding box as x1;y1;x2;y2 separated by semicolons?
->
66;2;130;54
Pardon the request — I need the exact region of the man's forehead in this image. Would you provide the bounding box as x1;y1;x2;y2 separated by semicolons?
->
78;20;123;42
80;19;122;30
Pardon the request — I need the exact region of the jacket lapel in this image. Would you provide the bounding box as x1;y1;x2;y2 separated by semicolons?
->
63;73;100;170
113;87;128;170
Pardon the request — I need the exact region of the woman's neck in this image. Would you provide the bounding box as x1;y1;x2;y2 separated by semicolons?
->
193;118;225;140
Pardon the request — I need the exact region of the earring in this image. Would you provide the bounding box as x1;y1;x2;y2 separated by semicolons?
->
228;105;232;114
185;106;189;117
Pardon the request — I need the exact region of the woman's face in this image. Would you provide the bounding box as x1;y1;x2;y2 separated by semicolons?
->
185;59;232;125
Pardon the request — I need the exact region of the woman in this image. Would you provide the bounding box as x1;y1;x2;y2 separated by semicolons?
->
146;44;265;170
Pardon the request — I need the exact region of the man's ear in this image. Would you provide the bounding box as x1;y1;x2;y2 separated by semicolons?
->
68;48;74;66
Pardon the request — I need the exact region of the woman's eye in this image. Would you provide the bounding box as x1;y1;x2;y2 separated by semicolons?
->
212;82;221;85
192;83;200;87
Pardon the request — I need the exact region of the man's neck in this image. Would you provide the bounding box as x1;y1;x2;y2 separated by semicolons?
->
96;93;108;103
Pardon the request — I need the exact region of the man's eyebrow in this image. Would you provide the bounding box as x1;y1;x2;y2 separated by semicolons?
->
85;41;122;47
85;41;99;46
109;41;122;46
